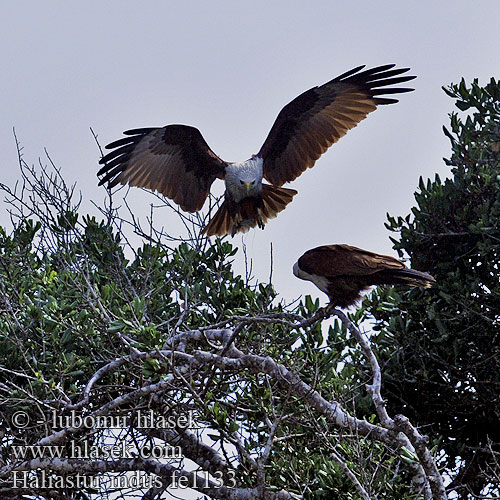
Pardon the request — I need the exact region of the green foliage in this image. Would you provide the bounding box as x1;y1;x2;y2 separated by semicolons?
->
362;78;500;497
0;198;421;498
0;217;276;403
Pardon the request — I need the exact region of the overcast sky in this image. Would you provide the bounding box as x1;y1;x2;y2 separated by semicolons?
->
2;1;500;306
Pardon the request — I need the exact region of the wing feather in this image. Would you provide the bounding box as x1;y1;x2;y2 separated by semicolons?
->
259;64;415;186
97;125;226;212
298;244;405;278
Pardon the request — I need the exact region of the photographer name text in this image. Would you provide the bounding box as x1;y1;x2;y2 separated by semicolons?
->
49;409;199;430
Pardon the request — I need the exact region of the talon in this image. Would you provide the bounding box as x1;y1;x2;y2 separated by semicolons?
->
257;209;264;229
319;303;335;317
231;214;242;236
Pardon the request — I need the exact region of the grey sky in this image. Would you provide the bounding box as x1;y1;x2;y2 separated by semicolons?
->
2;0;500;306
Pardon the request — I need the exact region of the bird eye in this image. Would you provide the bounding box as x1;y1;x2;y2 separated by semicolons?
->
251;180;255;185
240;180;244;185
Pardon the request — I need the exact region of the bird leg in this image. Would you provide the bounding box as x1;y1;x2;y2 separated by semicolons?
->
231;208;264;235
318;302;336;318
239;219;256;229
256;208;264;229
231;213;243;237
232;217;254;236
233;216;261;235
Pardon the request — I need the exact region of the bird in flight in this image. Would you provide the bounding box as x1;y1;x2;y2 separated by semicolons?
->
98;64;415;237
293;244;435;309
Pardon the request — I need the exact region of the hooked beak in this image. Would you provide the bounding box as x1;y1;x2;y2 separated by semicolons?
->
245;182;252;193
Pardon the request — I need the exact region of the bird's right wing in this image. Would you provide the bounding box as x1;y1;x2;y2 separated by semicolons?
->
97;125;226;212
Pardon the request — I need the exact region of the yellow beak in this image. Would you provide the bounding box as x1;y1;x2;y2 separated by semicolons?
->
245;182;252;193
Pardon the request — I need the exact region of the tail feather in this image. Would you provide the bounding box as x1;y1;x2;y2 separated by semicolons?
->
375;268;435;288
203;200;233;237
203;184;297;237
260;184;297;221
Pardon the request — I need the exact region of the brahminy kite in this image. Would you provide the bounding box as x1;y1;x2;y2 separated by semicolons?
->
293;244;435;309
98;65;415;236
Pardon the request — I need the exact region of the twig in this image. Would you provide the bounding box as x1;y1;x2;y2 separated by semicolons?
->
330;450;371;500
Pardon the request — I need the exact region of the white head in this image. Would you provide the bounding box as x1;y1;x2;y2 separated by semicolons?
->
293;260;330;294
225;157;263;202
292;261;302;279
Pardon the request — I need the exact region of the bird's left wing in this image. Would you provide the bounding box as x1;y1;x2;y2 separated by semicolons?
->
258;64;415;186
97;125;226;212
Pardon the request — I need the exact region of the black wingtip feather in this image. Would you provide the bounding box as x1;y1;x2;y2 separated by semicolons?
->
359;63;396;74
371;87;416;95
104;136;137;150
97;163;127;185
347;64;400;81
123;128;157;136
99;146;133;164
334;64;366;81
338;64;414;80
368;75;416;87
332;64;417;104
373;98;401;105
96;164;108;176
98;153;131;172
368;68;411;80
98;129;152;182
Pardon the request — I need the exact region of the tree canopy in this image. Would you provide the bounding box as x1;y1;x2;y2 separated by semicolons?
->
362;77;500;498
1;77;499;500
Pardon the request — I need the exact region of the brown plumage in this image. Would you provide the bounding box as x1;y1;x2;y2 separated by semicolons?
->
98;65;415;236
293;244;435;309
203;184;297;237
97;126;225;212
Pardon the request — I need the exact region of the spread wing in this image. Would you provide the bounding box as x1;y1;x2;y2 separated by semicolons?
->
298;244;405;277
97;125;226;212
258;64;415;186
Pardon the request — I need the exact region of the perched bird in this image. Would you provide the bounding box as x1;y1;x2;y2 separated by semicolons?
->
97;64;415;237
293;244;435;309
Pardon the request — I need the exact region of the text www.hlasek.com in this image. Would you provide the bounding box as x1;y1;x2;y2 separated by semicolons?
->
11;441;181;490
12;440;181;460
